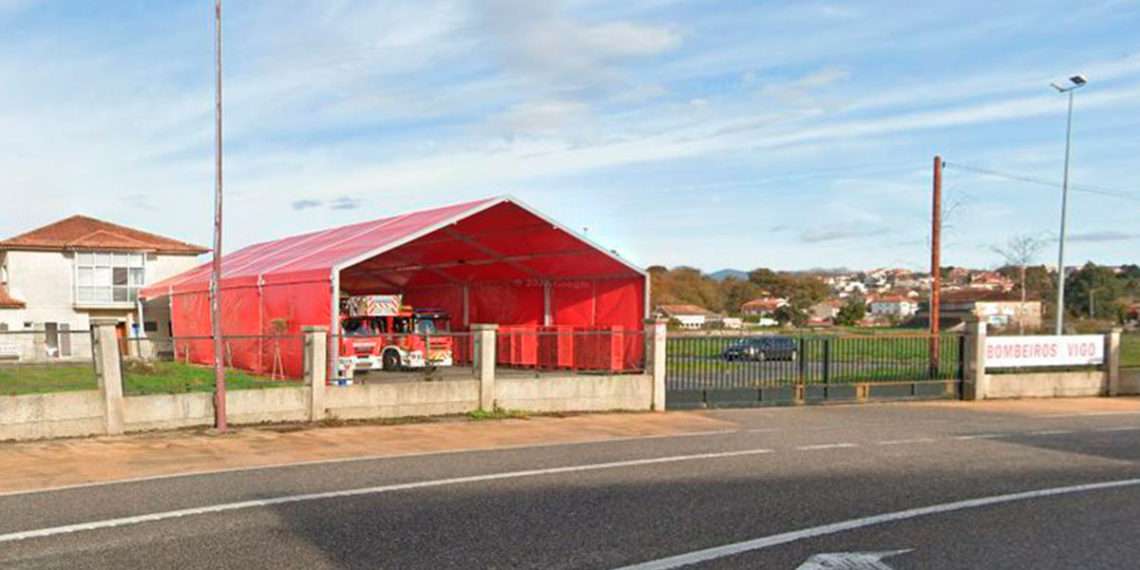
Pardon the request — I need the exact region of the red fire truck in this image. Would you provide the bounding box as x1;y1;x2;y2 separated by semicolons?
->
338;295;454;372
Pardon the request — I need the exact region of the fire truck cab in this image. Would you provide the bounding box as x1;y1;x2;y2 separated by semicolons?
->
338;295;453;372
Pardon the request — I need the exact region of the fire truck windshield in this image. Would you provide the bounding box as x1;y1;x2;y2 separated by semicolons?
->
415;319;437;334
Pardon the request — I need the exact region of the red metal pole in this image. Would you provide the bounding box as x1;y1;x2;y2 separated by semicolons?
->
930;155;942;375
211;0;228;431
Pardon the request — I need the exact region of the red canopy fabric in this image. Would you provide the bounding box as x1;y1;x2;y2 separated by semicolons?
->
143;196;647;377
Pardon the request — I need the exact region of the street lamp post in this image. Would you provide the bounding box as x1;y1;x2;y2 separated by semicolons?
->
1050;74;1087;335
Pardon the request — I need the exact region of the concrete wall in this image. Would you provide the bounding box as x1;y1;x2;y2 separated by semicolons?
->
1;323;663;442
1121;369;1140;396
122;388;310;433
228;388;309;425
987;370;1107;399
0;390;104;441
324;381;479;420
497;374;653;413
123;392;213;432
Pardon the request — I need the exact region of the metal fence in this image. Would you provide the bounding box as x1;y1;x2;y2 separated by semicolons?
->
495;326;646;377
666;333;964;406
122;335;306;396
0;329;97;395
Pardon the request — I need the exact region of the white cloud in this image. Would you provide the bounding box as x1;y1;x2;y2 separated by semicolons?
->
580;22;681;57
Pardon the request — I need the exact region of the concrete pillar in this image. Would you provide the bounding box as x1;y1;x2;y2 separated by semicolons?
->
303;326;328;421
91;319;125;435
1107;328;1122;396
962;318;988;401
472;324;498;410
645;319;667;412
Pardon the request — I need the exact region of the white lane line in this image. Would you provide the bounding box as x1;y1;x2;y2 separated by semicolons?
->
876;438;935;446
0;428;741;499
796;443;858;451
614;477;1140;570
1029;430;1074;436
1095;426;1140;432
0;448;774;543
953;433;1009;440
1036;411;1140;418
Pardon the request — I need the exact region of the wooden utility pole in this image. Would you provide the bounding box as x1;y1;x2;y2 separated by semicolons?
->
210;0;228;431
929;155;942;375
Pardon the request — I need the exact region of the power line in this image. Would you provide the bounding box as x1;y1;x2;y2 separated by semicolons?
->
943;161;1140;202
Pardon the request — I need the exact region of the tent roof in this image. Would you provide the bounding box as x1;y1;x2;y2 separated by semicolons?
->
142;196;644;298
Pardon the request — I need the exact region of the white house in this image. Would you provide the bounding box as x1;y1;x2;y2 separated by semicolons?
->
655;304;718;330
869;296;919;318
0;216;206;359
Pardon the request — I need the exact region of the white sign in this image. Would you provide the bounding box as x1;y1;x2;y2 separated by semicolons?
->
985;335;1104;368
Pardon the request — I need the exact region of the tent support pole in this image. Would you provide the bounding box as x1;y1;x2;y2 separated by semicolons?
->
543;281;552;326
462;284;470;328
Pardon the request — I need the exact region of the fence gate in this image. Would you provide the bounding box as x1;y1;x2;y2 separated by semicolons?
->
665;333;964;409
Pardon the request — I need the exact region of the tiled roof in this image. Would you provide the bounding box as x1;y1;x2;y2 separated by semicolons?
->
0;286;24;309
0;215;208;255
742;298;785;310
657;304;715;316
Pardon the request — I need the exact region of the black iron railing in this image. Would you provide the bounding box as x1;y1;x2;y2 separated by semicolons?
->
666;333;964;391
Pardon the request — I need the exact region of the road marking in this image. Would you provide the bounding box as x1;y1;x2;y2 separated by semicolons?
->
1036;411;1140;418
1095;426;1140;432
614;477;1140;570
0;447;774;543
953;433;1009;440
797;549;912;569
1029;430;1074;436
0;428;741;499
796;443;858;451
876;438;935;446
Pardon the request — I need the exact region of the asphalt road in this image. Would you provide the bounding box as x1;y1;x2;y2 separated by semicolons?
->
3;403;1140;569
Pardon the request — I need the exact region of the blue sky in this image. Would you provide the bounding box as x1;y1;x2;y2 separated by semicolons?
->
2;0;1138;273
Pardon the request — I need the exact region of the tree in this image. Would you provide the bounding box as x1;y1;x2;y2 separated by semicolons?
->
991;234;1046;334
834;297;866;326
1065;262;1126;322
773;304;807;327
720;277;764;316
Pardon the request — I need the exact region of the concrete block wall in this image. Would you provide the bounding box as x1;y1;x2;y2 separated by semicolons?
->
324;381;480;420
1;321;666;442
986;371;1107;399
0;391;104;441
496;374;653;413
1122;369;1140;395
964;321;1124;400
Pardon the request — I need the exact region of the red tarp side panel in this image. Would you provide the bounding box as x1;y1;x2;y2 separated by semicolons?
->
402;286;465;328
219;285;262;373
469;282;544;326
260;281;331;378
552;281;596;325
169;290;213;370
595;278;646;369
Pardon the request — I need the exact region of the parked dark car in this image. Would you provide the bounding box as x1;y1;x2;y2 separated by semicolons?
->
722;336;798;362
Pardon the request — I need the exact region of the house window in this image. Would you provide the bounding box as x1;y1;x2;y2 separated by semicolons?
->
75;252;145;304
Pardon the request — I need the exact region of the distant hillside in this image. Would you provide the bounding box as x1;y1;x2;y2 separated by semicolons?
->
708;269;749;281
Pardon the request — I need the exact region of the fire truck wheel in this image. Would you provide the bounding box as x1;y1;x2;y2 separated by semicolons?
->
382;350;401;371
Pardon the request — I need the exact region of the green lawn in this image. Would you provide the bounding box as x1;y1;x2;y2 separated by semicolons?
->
0;361;299;396
1124;334;1140;369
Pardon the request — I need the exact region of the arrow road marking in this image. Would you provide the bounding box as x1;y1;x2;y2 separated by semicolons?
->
796;549;912;569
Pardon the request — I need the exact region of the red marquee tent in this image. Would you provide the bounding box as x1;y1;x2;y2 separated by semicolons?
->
141;196;648;377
